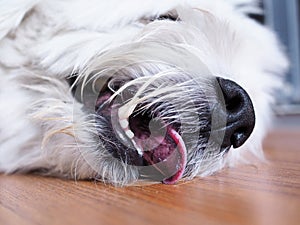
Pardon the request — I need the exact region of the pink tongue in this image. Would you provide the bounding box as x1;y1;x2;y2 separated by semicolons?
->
139;127;187;185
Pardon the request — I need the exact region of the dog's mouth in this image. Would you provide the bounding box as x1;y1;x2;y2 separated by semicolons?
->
95;85;187;184
128;109;187;184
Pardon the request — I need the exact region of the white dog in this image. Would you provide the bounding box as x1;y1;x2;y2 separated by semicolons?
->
0;0;288;185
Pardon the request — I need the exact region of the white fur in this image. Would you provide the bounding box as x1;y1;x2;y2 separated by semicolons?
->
0;0;288;185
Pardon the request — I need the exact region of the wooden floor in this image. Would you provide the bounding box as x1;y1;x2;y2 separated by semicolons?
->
1;129;299;225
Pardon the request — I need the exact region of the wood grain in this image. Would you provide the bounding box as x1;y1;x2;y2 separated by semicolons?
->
1;129;300;225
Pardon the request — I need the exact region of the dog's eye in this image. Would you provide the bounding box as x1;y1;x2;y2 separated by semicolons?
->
139;11;179;24
156;13;179;21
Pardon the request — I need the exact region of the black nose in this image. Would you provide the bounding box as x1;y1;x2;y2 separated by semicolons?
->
216;77;255;149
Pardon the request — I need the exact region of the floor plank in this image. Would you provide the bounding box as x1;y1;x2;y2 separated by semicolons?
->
0;129;299;225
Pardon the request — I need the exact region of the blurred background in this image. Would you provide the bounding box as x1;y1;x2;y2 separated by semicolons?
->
255;0;300;128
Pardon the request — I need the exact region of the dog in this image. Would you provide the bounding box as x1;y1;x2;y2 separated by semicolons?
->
0;0;288;186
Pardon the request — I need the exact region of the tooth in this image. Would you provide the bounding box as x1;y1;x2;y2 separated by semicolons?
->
118;101;143;156
132;140;143;156
125;130;134;139
119;119;129;129
118;103;137;120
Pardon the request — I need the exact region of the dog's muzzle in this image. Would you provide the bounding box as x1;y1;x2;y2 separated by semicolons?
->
93;76;255;184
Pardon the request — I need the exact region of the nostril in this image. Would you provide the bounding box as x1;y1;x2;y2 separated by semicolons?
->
225;95;243;113
230;127;249;148
216;77;256;149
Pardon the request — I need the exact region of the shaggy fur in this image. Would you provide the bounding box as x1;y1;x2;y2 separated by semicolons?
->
0;0;288;186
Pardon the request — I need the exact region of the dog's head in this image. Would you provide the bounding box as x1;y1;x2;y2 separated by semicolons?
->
56;5;286;186
4;1;288;186
72;40;256;185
